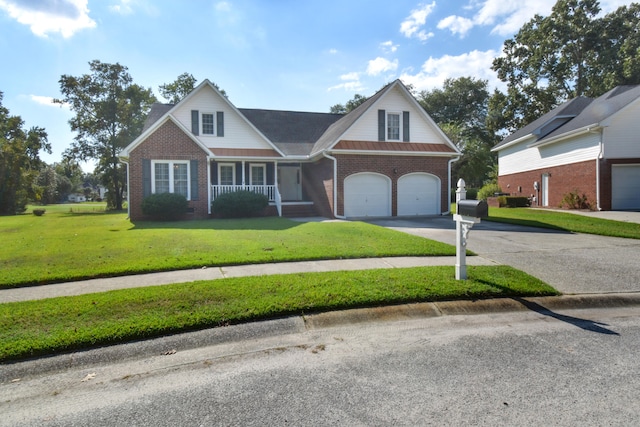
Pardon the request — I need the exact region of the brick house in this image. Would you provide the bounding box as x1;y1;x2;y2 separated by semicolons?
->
120;79;460;220
492;85;640;211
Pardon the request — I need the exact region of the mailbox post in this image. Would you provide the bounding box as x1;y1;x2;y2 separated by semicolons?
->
454;179;488;280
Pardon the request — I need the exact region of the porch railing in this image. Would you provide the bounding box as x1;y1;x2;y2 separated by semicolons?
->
211;185;277;202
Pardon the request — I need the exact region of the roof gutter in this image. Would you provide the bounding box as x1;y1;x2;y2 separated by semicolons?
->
322;151;346;220
527;123;602;148
328;149;458;157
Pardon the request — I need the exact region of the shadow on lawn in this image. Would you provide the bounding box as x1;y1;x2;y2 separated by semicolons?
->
130;216;302;231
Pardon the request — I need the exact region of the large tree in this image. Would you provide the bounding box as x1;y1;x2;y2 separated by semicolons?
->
491;0;640;132
0;91;50;214
329;94;368;114
158;73;227;104
55;60;156;210
418;77;496;187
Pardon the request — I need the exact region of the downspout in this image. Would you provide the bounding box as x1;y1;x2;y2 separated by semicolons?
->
322;151;346;220
595;131;604;211
446;156;460;215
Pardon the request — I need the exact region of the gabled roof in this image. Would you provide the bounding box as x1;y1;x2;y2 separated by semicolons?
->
493;84;640;151
311;79;459;156
127;78;458;159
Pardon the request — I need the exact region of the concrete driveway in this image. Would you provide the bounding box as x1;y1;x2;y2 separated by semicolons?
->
369;216;640;295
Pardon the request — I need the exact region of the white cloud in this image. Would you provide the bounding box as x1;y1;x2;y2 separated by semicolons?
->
436;15;474;37
399;49;503;92
0;0;96;38
400;1;436;41
109;0;133;15
29;95;55;106
328;72;364;92
366;57;398;76
380;41;398;54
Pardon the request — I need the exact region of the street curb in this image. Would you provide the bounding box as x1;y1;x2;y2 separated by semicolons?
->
303;292;640;328
3;293;640;382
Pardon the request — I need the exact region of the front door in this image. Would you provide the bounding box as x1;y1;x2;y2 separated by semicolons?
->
278;166;302;201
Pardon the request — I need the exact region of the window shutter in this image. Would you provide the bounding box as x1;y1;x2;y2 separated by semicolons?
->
378;109;385;141
190;160;199;201
142;159;151;198
217;111;224;137
403;111;410;142
191;110;199;135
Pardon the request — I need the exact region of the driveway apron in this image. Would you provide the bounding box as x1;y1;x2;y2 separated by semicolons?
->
369;217;640;295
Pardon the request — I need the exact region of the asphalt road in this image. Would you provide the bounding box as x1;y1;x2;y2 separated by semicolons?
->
3;305;640;426
371;217;640;295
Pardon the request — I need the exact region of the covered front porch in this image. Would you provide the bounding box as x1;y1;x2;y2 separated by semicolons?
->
209;160;312;216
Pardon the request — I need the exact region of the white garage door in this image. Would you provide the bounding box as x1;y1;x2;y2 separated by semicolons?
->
344;173;391;217
612;165;640;210
398;173;439;216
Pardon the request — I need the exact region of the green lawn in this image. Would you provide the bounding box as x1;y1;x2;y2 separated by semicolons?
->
486;207;640;239
0;265;557;361
1;205;456;288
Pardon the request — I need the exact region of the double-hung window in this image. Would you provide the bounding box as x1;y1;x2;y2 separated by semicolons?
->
218;163;235;186
202;113;215;135
250;164;265;186
387;112;401;141
152;160;190;199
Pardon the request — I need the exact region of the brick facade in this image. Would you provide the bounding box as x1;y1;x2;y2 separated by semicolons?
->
334;153;450;216
498;160;597;209
128;120;210;220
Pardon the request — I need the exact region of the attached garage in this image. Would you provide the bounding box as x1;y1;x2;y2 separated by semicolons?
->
612;164;640;210
344;173;391;217
397;173;440;216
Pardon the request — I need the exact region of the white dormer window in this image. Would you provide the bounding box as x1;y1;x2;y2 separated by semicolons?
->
202;113;215;135
387;112;401;141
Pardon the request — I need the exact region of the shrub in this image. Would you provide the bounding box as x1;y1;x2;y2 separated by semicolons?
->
141;193;188;221
477;183;502;201
504;197;530;208
211;190;269;218
32;209;46;216
561;190;590;210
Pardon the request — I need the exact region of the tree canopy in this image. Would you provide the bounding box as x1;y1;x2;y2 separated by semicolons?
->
55;60;156;210
330;94;368;114
418;77;496;187
0;91;51;214
158;73;227;104
492;0;640;131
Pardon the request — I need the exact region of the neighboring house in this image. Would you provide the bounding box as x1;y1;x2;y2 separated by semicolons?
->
492;85;640;211
68;193;86;203
119;79;460;220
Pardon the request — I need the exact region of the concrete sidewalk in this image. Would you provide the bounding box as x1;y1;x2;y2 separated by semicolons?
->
0;256;497;303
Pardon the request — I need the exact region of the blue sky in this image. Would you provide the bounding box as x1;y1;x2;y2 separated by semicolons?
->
0;0;633;167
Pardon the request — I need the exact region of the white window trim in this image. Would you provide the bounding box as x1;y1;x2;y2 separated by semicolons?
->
151;160;191;200
201;112;215;136
218;163;236;185
250;163;266;185
386;111;402;142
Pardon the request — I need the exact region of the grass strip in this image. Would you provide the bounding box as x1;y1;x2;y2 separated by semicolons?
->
0;265;557;361
486;207;640;239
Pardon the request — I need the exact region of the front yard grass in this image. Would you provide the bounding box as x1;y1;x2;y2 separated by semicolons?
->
485;207;640;239
1;207;456;288
0;265;557;361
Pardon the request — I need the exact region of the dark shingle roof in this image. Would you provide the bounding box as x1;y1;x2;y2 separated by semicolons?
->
143;103;174;131
494;84;640;150
238;109;344;156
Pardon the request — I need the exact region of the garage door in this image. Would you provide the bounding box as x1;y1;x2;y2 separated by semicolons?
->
398;173;439;216
344;173;391;217
612;165;640;210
